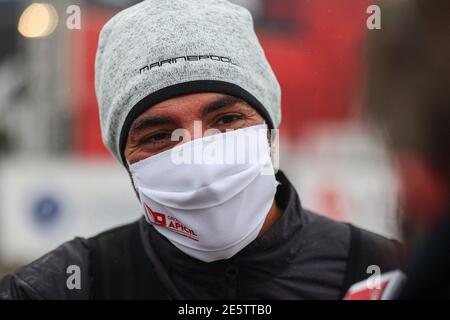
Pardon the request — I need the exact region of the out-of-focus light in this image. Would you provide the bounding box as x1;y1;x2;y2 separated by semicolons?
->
17;3;58;38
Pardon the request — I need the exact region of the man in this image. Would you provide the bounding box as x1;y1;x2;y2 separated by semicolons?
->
366;0;450;299
0;0;402;300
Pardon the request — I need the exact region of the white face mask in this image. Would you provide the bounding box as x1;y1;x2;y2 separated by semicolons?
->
129;123;278;262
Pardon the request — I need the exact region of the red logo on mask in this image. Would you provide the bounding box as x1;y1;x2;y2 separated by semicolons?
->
143;203;198;241
144;203;166;226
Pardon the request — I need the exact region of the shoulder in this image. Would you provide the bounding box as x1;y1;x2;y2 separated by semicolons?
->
301;209;352;254
0;220;144;300
301;209;403;267
0;237;90;300
300;209;404;296
346;224;404;272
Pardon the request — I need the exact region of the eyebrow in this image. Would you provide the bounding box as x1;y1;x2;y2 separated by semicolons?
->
200;95;245;117
132;116;176;133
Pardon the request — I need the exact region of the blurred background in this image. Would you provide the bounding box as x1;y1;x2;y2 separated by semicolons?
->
0;0;400;277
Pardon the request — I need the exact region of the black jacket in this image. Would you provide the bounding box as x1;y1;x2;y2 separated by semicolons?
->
0;171;403;299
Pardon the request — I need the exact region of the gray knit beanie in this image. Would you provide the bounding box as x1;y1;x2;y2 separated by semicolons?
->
95;0;281;165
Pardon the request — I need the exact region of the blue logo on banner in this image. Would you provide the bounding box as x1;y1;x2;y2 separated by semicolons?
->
32;195;62;228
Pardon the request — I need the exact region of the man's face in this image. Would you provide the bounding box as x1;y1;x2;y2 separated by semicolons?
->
125;93;265;164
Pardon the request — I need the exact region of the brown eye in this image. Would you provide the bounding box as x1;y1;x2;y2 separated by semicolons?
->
215;114;244;126
139;132;171;145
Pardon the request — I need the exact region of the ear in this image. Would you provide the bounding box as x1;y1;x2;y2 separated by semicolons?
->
394;151;449;225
